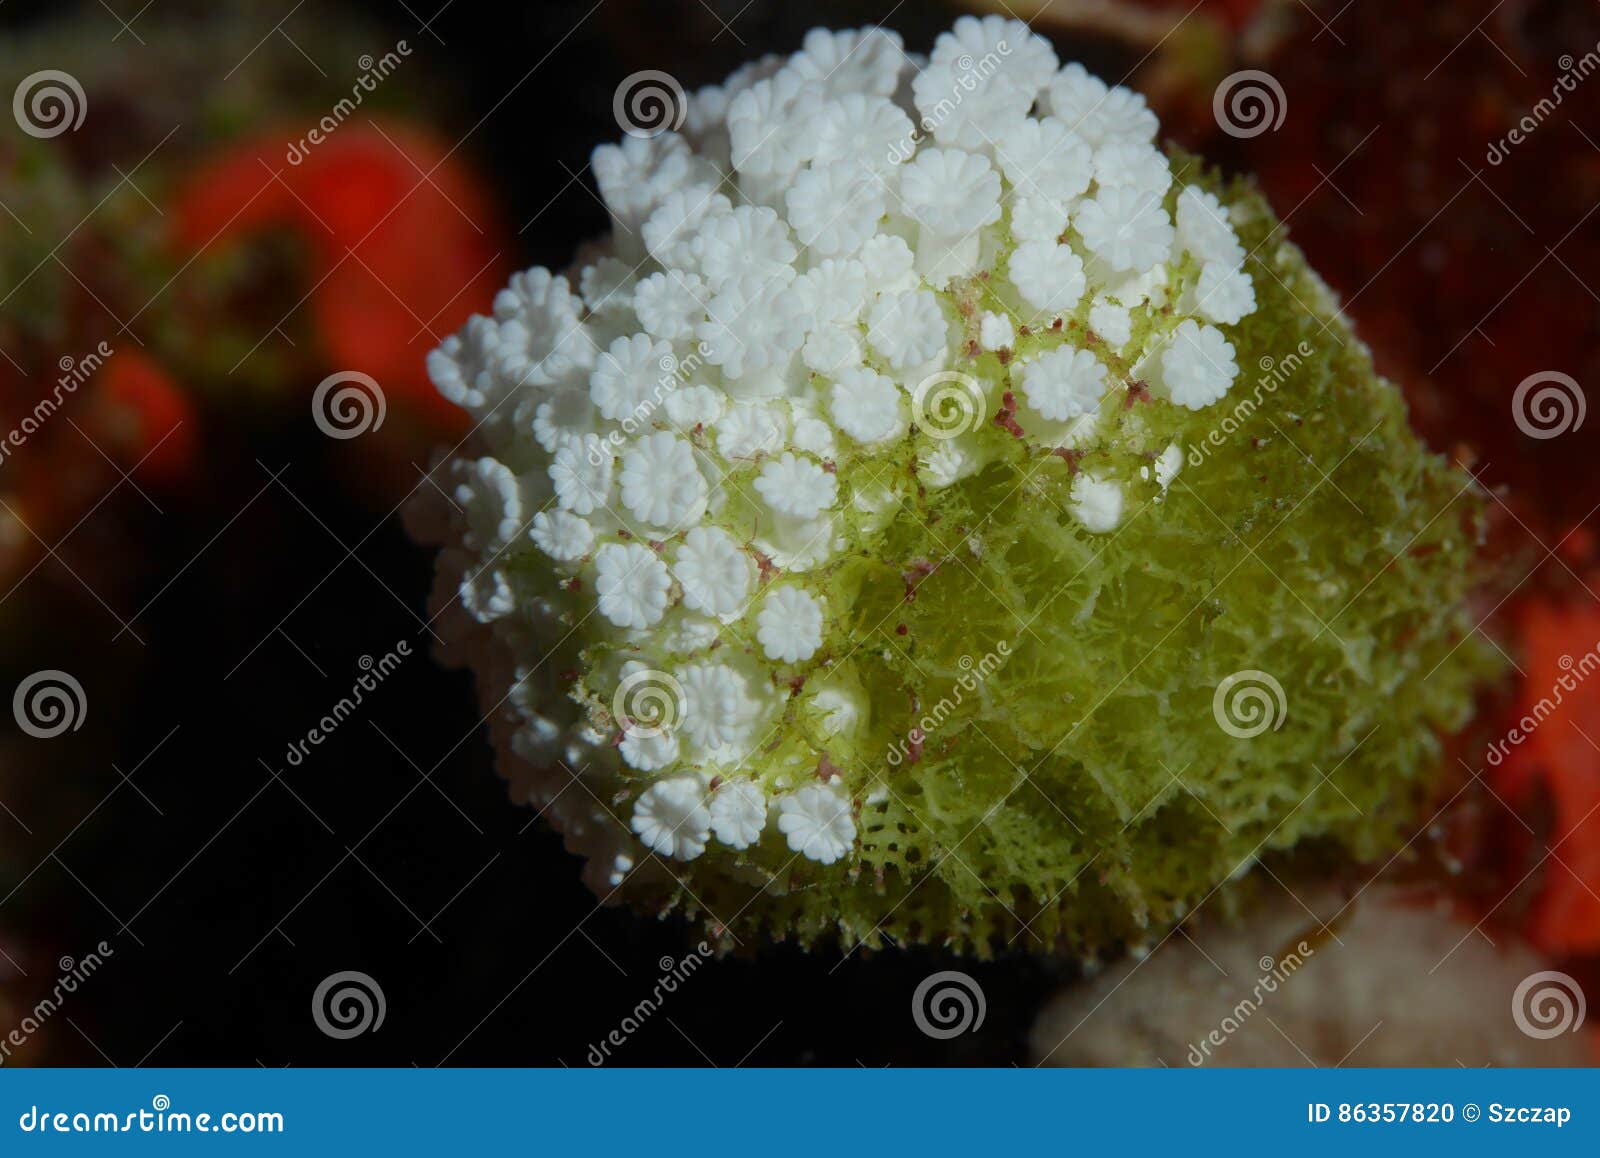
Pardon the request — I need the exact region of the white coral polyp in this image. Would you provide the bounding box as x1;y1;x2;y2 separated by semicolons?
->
594;542;671;628
757;586;824;662
1022;347;1108;421
631;777;712;860
1009;241;1086;316
755;452;837;520
619;431;708;530
709;780;768;850
1162;319;1239;410
673;525;752;616
414;19;1261;893
777;783;856;864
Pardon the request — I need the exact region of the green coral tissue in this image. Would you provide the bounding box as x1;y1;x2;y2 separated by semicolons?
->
406;19;1493;955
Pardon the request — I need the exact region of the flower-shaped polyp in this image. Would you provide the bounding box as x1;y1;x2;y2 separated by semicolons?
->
412;19;1496;957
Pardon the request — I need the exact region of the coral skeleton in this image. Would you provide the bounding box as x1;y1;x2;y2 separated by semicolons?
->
409;18;1493;955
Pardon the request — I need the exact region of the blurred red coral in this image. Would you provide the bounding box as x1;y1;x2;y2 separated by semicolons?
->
174;122;508;436
90;350;198;490
1492;600;1600;955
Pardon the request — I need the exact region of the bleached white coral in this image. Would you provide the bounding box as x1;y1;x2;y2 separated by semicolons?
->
866;290;949;370
830;367;904;443
619;432;708;530
755;452;837;520
708;780;768;850
1070;473;1124;533
594;542;672;629
673;525;752;616
757;586;825;662
1075;185;1175;274
412;19;1264;908
777;782;856;864
1162;319;1240;410
1022;347;1109;421
1009;241;1086;316
1047;62;1158;145
631;777;712;860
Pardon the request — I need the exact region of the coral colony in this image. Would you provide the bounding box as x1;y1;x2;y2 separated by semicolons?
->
409;19;1493;954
